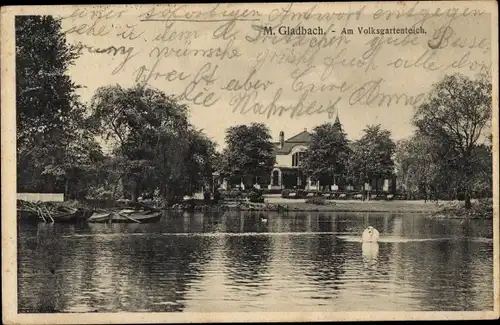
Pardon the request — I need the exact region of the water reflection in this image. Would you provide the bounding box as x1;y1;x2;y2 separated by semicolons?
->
18;212;493;313
362;242;380;263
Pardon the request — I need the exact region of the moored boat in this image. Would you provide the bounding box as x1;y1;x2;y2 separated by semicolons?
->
17;201;93;223
17;209;41;223
88;209;162;223
51;208;93;223
87;211;114;223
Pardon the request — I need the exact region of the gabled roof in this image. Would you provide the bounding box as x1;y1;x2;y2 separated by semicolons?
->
285;130;311;143
273;143;301;155
273;130;311;155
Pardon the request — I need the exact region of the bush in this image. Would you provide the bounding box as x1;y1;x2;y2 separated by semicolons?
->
213;190;221;203
282;189;315;198
249;192;265;203
459;198;493;218
475;198;493;216
86;185;114;200
225;189;243;199
305;196;327;205
249;188;264;203
297;189;307;198
436;198;493;219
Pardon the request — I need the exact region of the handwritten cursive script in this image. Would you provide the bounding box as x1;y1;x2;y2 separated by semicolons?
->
62;2;492;120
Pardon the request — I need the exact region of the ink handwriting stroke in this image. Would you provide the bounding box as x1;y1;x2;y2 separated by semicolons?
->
60;2;492;120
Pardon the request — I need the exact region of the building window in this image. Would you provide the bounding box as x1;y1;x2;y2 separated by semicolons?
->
292;152;304;167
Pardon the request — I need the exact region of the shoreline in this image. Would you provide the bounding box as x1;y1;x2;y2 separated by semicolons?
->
168;199;493;219
19;198;492;220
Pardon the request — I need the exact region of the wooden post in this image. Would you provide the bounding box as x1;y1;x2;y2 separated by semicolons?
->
121;213;141;223
37;206;46;223
44;206;54;223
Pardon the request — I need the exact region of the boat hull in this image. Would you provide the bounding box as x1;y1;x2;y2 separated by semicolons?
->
17;209;41;223
52;209;93;223
88;210;162;223
17;208;93;223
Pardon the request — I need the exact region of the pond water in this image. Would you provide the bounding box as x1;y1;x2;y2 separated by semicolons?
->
17;212;494;313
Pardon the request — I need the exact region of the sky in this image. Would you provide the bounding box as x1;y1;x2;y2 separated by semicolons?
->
59;2;493;148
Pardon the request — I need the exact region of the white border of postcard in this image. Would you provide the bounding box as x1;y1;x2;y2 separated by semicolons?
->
2;1;499;323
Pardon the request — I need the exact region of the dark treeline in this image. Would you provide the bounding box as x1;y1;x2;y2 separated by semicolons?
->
397;73;492;207
16;16;492;210
16;16;217;205
215;120;398;193
216;75;492;209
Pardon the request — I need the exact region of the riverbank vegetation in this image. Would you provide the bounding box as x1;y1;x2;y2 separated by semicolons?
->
433;199;494;219
167;198;492;217
16;16;217;206
16;15;493;220
168;199;442;213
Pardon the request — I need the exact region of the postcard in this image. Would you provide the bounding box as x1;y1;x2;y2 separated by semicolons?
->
1;1;499;324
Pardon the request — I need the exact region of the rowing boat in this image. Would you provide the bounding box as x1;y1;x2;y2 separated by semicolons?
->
17;206;93;223
87;209;162;223
52;208;93;223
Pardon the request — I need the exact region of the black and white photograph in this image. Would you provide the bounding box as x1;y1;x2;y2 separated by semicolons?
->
1;1;498;323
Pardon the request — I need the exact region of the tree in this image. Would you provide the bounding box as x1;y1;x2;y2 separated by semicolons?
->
89;84;216;204
395;134;492;202
300;122;351;187
89;84;188;201
469;143;493;198
16;15;100;195
182;129;218;195
16;16;81;142
348;125;396;191
395;134;439;200
413;73;492;208
222;123;275;186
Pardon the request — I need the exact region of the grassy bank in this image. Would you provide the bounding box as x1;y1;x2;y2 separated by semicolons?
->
170;198;493;218
170;199;442;213
45;197;493;219
431;198;493;219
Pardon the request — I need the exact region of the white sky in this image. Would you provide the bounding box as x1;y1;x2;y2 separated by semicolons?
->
58;2;492;148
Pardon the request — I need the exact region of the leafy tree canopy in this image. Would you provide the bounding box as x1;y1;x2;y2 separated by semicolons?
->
16;15;101;196
413;73;492;207
300;122;351;185
348;124;396;184
221;123;275;182
89;84;216;203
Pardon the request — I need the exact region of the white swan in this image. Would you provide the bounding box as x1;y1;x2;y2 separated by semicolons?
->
362;226;380;243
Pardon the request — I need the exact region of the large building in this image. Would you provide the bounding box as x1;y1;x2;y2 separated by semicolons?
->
217;127;316;191
269;128;316;190
268;125;396;192
269;115;351;191
218;115;396;193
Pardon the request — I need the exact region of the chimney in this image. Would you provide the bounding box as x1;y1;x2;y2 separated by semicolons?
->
279;131;284;148
304;128;307;132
